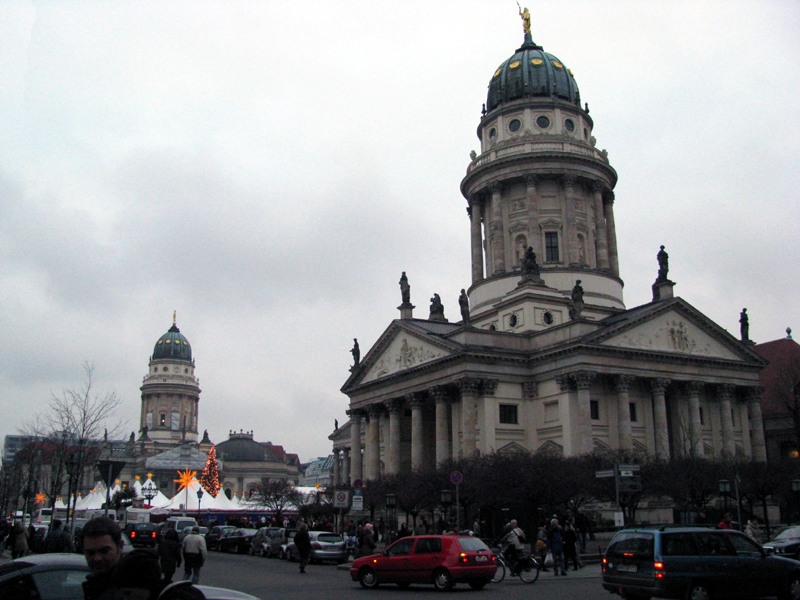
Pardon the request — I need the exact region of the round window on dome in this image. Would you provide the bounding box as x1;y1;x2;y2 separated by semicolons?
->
531;58;543;66
564;119;575;132
536;116;551;130
509;60;521;69
508;119;522;133
543;312;554;325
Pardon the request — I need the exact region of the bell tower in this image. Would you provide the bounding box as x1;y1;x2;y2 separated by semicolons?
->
140;314;201;444
461;26;624;332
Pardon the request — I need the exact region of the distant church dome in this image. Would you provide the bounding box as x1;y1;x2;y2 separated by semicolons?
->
486;34;580;112
152;323;192;361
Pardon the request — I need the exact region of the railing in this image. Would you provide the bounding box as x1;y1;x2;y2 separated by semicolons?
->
467;139;609;173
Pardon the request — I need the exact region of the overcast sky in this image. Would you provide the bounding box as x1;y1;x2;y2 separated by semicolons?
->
2;1;798;465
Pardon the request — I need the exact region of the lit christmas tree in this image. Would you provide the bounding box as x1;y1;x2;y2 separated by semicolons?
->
198;445;221;497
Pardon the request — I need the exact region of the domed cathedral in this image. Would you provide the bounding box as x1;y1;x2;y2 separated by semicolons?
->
329;14;769;484
140;313;201;445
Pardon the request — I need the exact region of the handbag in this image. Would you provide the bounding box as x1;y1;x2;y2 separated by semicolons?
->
544;551;554;567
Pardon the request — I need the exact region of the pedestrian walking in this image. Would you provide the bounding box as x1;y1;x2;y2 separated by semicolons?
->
575;508;590;553
181;527;207;584
536;520;549;572
547;518;567;576
45;519;75;553
114;548;162;600
360;523;376;557
158;529;182;583
11;521;28;559
294;523;311;574
562;521;583;570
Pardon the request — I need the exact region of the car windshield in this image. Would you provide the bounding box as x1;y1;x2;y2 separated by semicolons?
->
773;527;800;541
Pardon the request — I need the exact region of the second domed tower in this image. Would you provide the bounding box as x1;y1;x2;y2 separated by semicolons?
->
461;30;622;332
140;316;201;444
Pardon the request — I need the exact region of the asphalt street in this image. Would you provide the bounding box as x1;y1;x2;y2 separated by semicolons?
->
201;549;611;600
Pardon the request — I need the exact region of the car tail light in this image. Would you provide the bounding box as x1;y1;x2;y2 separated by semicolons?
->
313;542;321;549
602;558;607;572
131;532;136;538
460;552;468;564
151;532;156;538
654;562;665;579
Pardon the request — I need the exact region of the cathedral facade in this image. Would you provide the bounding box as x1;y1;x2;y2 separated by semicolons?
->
329;25;767;483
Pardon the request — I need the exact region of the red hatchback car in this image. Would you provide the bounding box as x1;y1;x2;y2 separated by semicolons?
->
350;535;497;591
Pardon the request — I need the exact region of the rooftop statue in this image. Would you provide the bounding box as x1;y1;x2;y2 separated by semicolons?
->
351;338;360;367
517;3;531;35
459;289;470;324
569;280;585;320
429;293;446;321
657;245;669;282
740;308;750;342
399;271;411;305
519;246;545;286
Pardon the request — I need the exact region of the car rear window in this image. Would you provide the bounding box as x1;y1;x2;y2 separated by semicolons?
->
606;532;654;559
317;534;342;543
457;537;490;552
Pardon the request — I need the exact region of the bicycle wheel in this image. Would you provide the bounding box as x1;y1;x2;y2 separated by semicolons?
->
518;557;540;583
490;557;506;583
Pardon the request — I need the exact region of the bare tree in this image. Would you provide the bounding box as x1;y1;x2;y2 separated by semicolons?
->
251;479;303;522
27;362;124;528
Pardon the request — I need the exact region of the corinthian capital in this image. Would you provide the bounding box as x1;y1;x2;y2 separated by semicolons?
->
570;370;597;390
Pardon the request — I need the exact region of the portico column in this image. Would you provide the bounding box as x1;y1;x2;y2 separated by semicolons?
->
333;449;340;485
469;196;484;284
489;183;505;274
408;393;426;470
687;381;705;457
342;449;351;486
525;175;541;256
593;182;609;270
615;375;634;451
651;378;671;459
563;175;579;266
450;397;461;458
386;398;404;475
430;387;451;466
747;387;767;461
365;404;382;480
718;384;736;458
348;412;363;483
479;380;499;454
458;379;480;455
571;371;597;454
603;192;620;276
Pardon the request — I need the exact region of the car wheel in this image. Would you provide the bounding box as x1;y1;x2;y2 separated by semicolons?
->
248;546;254;556
687;583;711;600
781;576;800;600
359;567;379;589
469;580;488;590
433;568;454;592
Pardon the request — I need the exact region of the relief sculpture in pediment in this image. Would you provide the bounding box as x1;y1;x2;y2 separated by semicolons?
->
611;319;712;356
370;338;444;380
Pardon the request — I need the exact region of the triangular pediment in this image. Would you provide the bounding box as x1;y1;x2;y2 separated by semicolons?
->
361;330;452;384
598;304;747;361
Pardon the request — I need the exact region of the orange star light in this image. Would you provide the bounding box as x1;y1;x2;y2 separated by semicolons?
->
35;493;46;505
174;469;197;491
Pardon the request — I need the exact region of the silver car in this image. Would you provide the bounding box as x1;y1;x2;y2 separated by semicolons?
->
286;531;347;564
0;553;262;600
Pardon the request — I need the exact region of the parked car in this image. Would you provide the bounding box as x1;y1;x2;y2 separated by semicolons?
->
0;553;262;599
218;528;258;554
162;516;198;538
286;531;347;564
180;525;209;542
350;535;497;590
123;522;158;547
207;525;236;550
764;526;800;560
265;527;297;559
249;527;280;557
602;525;800;600
278;529;298;560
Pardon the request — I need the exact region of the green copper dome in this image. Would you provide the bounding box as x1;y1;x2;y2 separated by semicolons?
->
152;323;192;361
487;35;580;112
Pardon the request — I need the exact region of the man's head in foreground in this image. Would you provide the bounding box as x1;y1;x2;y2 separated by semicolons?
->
82;516;124;575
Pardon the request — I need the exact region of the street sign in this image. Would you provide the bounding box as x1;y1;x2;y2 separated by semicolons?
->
333;490;350;508
618;464;640;471
352;495;364;511
596;469;615;478
619;469;634;477
97;460;126;486
353;479;364;489
450;471;463;485
619;480;643;492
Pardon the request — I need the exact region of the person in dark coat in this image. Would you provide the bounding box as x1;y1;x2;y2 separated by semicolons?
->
293;522;311;574
11;521;29;559
114;548;162;600
158;529;182;583
45;519;75;553
81;517;125;600
359;523;376;557
562;521;583;570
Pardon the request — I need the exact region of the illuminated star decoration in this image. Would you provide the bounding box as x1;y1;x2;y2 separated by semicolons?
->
174;469;197;492
35;493;46;504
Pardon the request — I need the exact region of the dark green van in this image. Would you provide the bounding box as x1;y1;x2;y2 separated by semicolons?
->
602;525;800;600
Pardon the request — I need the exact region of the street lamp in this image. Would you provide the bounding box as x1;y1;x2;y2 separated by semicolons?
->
196;487;204;518
142;482;157;506
719;479;731;515
792;480;800;523
441;490;452;529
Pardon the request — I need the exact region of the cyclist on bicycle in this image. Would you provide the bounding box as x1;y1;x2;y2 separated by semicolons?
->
498;519;526;574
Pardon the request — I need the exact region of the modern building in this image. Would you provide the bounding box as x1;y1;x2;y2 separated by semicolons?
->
329;20;768;483
300;455;335;488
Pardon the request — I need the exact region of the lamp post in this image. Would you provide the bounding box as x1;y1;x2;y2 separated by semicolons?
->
792;480;800;523
385;493;396;544
196;487;204;520
441;489;452;529
719;479;731;516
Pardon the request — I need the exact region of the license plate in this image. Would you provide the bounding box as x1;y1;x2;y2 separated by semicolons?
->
475;555;488;562
618;564;638;573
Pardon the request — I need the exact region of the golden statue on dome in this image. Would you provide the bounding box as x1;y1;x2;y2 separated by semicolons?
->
517;3;531;34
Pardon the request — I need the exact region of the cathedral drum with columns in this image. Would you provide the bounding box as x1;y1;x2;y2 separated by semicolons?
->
329;21;767;485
